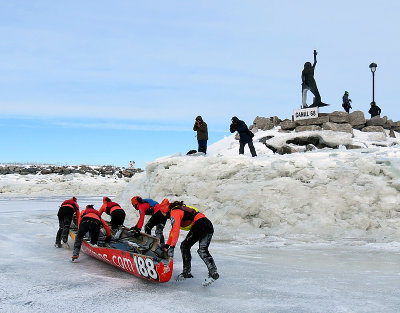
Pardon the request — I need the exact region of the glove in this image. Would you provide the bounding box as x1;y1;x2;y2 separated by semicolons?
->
105;235;112;243
130;225;141;233
167;246;175;258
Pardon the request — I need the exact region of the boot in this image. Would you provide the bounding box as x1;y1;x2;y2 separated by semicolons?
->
176;271;194;281
202;272;219;286
71;248;80;261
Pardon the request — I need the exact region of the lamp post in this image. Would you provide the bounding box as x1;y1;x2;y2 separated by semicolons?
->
369;62;377;103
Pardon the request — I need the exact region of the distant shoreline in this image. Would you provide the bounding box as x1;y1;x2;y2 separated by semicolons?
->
0;164;142;178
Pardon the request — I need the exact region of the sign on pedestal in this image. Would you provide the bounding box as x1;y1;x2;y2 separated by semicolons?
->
293;107;319;121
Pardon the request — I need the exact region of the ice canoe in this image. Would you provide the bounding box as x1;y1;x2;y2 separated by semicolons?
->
69;227;173;283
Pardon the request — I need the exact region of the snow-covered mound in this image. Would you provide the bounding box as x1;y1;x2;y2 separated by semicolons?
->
118;128;400;244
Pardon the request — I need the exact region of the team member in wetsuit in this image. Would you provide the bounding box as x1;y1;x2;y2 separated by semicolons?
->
98;197;126;230
72;204;112;260
302;50;321;108
163;201;219;285
130;196;159;233
142;198;170;245
55;197;80;248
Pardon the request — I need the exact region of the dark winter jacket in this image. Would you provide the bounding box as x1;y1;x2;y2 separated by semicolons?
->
369;104;381;118
342;93;352;111
193;116;208;140
230;117;253;143
342;93;350;105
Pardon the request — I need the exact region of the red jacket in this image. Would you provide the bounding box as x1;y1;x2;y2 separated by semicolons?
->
134;202;151;230
78;207;111;236
99;201;123;216
166;206;206;247
61;198;80;214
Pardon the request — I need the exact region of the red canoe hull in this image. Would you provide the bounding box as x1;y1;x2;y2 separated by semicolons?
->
70;232;173;283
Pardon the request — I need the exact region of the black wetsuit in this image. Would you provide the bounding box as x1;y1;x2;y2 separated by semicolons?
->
144;210;168;244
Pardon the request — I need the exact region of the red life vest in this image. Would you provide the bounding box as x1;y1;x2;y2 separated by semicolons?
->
61;199;79;213
105;201;122;215
80;207;101;222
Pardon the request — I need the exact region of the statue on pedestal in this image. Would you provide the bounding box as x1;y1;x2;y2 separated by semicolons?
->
301;50;328;108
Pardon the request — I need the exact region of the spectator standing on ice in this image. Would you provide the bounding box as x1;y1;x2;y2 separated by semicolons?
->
193;115;208;154
368;101;381;118
162;201;219;286
342;91;352;113
230;116;257;157
98;197;126;230
55;197;79;248
72;204;112;260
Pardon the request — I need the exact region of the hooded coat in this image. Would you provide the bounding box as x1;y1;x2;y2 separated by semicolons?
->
193;116;208;141
230;117;253;143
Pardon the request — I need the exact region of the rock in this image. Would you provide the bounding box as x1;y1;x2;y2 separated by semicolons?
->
391;121;400;132
258;136;274;144
366;116;387;127
249;125;258;132
276;145;297;155
345;144;364;149
296;116;329;126
23;167;40;174
322;122;353;134
252;116;275;131
383;119;393;130
352;124;365;130
287;136;320;147
270;116;281;126
280;119;297;130
121;169;135;178
295;125;322;132
305;144;317;151
263;142;277;153
361;126;386;135
328;111;349;123
389;129;396;138
0;164;142;177
348;111;366;127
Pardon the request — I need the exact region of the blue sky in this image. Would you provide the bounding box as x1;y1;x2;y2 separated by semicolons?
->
1;1;399;168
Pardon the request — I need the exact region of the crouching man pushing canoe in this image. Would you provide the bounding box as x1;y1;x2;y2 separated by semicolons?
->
72;204;112;261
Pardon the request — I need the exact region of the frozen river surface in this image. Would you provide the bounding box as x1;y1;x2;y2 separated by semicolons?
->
1;197;400;313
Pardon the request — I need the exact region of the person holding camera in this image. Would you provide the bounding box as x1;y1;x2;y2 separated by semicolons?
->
230;116;257;157
193;115;208;154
